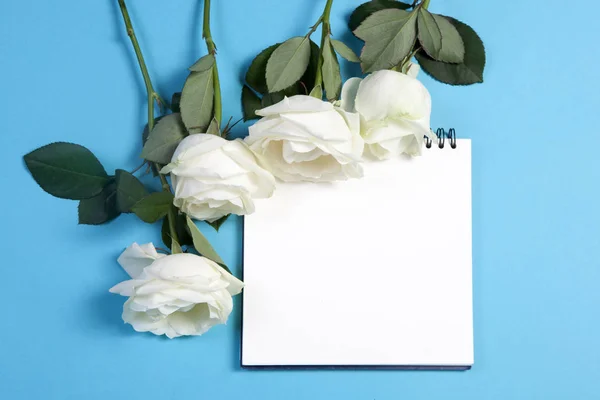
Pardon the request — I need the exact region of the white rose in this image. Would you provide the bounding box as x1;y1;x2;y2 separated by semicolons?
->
341;70;432;159
245;95;364;182
109;242;244;339
161;134;275;222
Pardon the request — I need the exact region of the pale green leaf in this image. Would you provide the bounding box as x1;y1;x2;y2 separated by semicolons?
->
189;54;215;72
322;37;342;101
309;84;323;99
181;69;214;133
141;113;187;164
417;9;442;60
331;39;360;63
205;118;220;136
266;36;311;92
186;216;226;266
171;238;183;254
354;9;418;72
432;14;465;64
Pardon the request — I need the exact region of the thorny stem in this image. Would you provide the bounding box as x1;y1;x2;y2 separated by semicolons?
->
118;0;179;246
312;0;334;92
203;0;222;127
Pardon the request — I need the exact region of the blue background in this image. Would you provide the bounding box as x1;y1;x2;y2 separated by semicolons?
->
1;0;598;398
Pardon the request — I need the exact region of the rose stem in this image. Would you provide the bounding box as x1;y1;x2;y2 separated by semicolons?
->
117;0;180;246
312;0;334;93
203;0;222;128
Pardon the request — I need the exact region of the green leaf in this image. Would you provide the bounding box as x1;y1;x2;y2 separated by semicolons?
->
354;9;418;72
206;118;220;136
309;84;323;99
241;85;262;121
246;44;279;94
189;54;215;72
171;93;181;113
417;8;442;60
330;39;360;63
349;0;411;32
322;37;342;101
300;40;321;91
171;239;183;254
181;68;214;133
431;14;465;63
131;191;174;223
141;113;187;164
24;142;109;200
115;169;148;213
248;40;318;104
186;216;226;266
161;208;193;249
416;17;485;85
78;180;119;225
266;36;311;92
141;115;164;145
206;215;229;232
261;92;286;108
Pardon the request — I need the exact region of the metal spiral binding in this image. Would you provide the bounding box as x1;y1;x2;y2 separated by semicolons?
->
425;128;457;149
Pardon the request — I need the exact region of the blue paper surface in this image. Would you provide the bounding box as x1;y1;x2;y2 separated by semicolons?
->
1;0;599;398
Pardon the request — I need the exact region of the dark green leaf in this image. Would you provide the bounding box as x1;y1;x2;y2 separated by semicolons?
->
322;37;342;101
266;36;311;92
206;215;229;232
241;85;262;121
171;93;181;113
349;0;411;32
115;169;148;213
186;216;226;266
417;8;442;60
331;39;360;63
416;17;485;85
431;14;464;63
78;180;119;225
261;92;286;108
189;54;215;72
161;208;193;249
131;191;174;223
141;113;187;164
246;44;279;94
181;69;214;133
24;142;109;200
354;9;418;72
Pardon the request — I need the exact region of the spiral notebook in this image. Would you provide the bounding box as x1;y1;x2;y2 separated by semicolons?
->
242;134;473;370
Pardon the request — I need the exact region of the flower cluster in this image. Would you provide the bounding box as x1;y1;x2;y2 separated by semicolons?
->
168;69;431;224
23;0;484;339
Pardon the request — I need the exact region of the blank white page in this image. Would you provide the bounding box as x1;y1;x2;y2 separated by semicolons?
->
242;139;473;369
